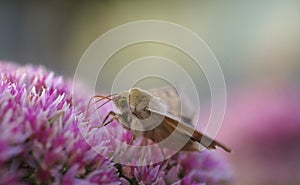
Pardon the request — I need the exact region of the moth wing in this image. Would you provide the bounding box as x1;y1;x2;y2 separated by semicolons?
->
146;108;231;153
148;86;196;124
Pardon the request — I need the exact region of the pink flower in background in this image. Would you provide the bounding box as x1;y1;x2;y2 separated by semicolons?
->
0;61;232;184
179;152;232;185
218;83;300;185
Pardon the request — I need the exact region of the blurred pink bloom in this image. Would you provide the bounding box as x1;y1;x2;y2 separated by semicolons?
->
218;83;300;185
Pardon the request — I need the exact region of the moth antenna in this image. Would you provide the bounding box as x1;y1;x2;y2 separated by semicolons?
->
85;96;109;118
86;95;110;118
87;99;112;118
85;94;116;119
88;94;116;107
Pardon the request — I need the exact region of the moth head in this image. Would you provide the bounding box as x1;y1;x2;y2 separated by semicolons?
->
112;91;130;111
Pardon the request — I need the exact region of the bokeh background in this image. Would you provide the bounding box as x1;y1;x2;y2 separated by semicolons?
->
1;1;300;185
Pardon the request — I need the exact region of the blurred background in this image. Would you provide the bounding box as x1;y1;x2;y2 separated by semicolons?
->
1;1;300;185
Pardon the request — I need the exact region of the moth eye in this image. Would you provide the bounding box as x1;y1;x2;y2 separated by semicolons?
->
118;97;127;107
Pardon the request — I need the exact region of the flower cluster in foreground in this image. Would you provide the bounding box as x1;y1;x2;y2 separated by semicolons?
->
0;61;232;185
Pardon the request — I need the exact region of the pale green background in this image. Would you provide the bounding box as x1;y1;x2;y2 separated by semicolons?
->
0;1;299;90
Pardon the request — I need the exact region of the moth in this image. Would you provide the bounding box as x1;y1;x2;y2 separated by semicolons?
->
85;87;231;153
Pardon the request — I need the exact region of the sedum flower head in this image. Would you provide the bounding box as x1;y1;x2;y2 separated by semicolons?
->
0;62;119;184
0;61;232;185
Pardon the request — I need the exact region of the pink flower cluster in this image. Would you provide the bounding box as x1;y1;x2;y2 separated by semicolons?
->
0;61;232;185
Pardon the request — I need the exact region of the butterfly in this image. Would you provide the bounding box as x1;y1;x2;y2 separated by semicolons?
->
85;87;231;153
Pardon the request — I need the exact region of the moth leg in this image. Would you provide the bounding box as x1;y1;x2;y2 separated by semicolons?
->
102;111;119;126
150;130;167;159
92;111;118;129
158;145;166;160
153;139;166;160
